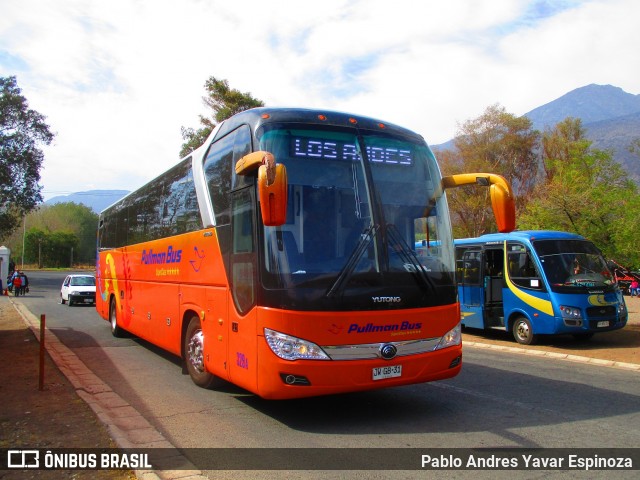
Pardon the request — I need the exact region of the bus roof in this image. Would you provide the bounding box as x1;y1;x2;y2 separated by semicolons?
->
454;230;587;246
100;107;429;215
213;107;426;143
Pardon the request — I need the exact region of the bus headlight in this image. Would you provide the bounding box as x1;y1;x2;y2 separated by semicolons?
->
435;323;461;350
559;305;582;319
618;302;627;316
264;328;330;361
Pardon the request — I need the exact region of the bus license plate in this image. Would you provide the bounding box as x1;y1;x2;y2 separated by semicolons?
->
373;365;402;381
597;321;610;328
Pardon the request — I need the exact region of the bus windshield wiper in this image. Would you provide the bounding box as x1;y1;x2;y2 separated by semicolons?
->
326;224;379;298
385;224;435;292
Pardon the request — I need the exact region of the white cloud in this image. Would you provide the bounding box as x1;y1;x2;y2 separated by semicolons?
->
1;0;639;199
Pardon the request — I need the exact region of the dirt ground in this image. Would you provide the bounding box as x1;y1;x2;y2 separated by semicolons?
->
462;295;640;365
0;295;639;479
0;298;134;480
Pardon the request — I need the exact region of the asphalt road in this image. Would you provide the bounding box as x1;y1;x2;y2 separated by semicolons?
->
12;270;640;479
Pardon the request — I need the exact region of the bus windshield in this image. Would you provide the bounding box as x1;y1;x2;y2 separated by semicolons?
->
533;239;615;291
257;123;455;309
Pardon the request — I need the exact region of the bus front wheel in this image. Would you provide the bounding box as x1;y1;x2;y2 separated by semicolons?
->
512;316;537;345
184;316;218;389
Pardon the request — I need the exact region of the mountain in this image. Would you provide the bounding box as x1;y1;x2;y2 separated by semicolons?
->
433;84;640;182
525;84;640;132
585;111;640;183
527;84;640;182
45;190;130;213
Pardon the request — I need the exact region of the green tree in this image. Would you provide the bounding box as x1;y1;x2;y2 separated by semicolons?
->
439;104;540;237
519;118;640;265
179;77;264;157
24;228;78;268
35;203;97;263
2;202;98;266
0;76;54;238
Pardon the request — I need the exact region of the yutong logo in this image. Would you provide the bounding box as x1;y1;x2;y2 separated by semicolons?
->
372;296;402;303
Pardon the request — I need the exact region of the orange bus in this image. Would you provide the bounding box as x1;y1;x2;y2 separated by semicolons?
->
96;107;515;399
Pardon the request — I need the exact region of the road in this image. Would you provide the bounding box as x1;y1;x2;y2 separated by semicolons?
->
13;270;640;479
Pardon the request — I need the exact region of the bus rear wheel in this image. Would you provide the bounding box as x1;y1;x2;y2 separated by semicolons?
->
109;297;125;338
512;316;537;345
184;316;218;389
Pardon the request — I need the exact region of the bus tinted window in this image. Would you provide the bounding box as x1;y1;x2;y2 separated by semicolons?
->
99;158;199;248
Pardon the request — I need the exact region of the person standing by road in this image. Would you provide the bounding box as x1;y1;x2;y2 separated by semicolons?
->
631;279;639;297
11;271;22;296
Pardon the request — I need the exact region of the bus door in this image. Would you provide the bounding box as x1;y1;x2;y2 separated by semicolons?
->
483;247;505;328
457;247;484;328
227;187;258;391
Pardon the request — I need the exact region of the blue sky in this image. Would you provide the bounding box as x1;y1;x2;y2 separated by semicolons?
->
1;0;638;200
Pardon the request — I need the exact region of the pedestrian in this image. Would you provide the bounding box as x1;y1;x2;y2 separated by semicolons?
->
19;272;28;295
12;271;22;296
631;279;639;297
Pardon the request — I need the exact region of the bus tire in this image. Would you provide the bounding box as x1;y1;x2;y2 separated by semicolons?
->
109;297;125;338
512;316;537;345
184;316;218;389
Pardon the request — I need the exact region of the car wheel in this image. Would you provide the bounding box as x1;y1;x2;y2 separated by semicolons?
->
60;294;66;305
512;316;537;345
67;295;73;307
184;316;219;389
109;297;125;338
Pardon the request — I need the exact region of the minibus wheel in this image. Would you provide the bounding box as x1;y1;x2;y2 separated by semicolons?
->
512;316;537;345
184;316;219;389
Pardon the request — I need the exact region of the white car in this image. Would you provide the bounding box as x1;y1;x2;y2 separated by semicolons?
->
60;274;96;306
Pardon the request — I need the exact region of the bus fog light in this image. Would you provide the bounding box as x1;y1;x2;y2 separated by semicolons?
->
265;328;330;361
435;323;461;350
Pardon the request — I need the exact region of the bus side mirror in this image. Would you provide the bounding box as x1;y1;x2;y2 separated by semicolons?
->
489;182;516;234
441;173;516;233
258;156;288;227
235;151;289;227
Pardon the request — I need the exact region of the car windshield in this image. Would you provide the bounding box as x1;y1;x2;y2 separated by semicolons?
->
534;239;614;291
70;277;96;287
257;123;455;309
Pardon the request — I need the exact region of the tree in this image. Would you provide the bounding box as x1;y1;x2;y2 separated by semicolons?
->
179;77;264;157
2;202;98;266
439;104;540;237
0;76;54;238
24;227;79;268
519;118;640;265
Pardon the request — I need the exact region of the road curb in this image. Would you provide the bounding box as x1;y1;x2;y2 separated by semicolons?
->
8;297;209;480
463;339;640;371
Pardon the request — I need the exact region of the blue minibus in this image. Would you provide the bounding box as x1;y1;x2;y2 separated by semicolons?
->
455;231;627;344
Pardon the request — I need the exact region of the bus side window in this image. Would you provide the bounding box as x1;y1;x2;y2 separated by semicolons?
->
456;249;481;285
507;245;544;290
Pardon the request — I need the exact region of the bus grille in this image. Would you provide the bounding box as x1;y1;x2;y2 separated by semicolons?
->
585;305;616;319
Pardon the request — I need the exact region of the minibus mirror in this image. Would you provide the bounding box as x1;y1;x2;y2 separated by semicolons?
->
258;154;288;226
441;173;516;233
